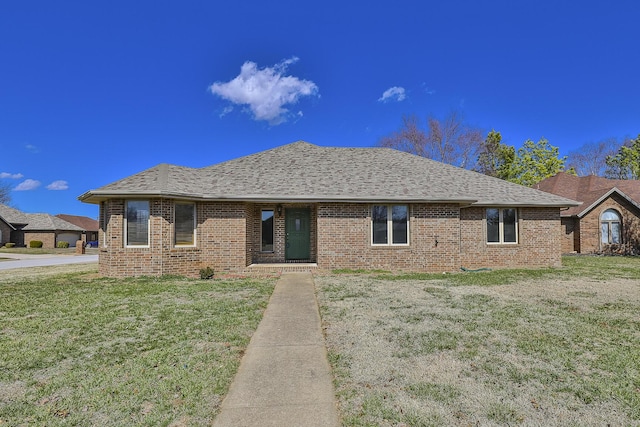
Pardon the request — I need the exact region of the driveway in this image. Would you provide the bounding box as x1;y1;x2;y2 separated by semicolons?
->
0;253;98;270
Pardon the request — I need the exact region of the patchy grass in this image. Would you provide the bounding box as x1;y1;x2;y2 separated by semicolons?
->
0;265;275;426
332;268;392;274
374;255;640;285
317;256;640;426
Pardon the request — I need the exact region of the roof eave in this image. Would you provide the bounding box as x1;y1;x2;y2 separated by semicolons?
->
577;187;640;218
79;190;479;205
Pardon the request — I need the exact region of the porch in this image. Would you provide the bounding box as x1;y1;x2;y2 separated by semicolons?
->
244;263;319;274
250;204;318;265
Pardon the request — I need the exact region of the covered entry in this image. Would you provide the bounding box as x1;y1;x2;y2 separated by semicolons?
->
285;208;311;260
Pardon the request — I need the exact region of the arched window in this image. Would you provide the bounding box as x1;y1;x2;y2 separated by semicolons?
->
601;209;622;244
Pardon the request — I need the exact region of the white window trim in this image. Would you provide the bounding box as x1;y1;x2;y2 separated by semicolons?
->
125;200;150;248
487;208;518;245
600;209;622;245
174;203;197;247
371;204;410;246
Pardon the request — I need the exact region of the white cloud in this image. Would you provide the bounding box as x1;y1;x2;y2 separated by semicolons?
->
0;172;24;179
219;105;234;118
25;144;39;153
378;86;407;103
14;179;41;191
209;57;319;125
46;180;69;190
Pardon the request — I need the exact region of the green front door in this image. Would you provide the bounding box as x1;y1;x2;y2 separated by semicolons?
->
285;208;311;260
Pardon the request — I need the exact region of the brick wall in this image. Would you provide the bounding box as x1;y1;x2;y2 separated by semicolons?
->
0;222;11;246
459;207;562;269
97;199;565;277
316;203;461;272
24;232;56;249
560;217;577;253
99;199;249;277
577;194;640;253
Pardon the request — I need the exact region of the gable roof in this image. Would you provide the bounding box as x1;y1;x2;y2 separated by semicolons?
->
535;172;640;217
56;214;99;232
79;141;579;208
22;214;85;231
0;204;84;232
0;204;29;225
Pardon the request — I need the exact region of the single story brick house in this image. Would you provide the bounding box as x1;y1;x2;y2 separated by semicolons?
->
56;214;100;244
79;141;579;277
0;204;86;248
535;172;640;254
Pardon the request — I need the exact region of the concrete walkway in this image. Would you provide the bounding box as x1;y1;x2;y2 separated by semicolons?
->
213;272;340;427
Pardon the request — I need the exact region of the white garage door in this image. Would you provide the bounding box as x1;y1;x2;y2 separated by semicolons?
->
57;233;81;247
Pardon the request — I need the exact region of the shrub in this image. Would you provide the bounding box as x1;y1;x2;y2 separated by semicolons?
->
57;241;70;248
199;267;215;280
5;242;15;248
29;240;43;248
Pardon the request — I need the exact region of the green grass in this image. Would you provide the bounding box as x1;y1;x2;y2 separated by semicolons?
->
373;254;640;285
0;268;275;426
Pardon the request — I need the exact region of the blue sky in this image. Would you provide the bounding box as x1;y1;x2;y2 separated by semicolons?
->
2;1;639;218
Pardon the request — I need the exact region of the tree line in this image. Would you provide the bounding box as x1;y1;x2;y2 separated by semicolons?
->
379;111;640;186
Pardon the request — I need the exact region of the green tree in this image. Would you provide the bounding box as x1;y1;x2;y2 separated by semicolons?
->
605;134;640;179
509;138;570;186
475;130;516;180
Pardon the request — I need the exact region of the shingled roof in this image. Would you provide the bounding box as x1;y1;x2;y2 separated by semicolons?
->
0;204;84;231
56;214;99;232
535;172;640;217
80;141;579;207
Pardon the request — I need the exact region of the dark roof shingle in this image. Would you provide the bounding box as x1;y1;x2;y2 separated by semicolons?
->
535;172;640;216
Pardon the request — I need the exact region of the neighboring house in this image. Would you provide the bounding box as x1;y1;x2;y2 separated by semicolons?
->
0;204;85;248
0;215;15;247
535;172;640;254
78;141;579;278
56;214;99;243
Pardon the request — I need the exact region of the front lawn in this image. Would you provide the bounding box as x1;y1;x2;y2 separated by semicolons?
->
0;265;275;426
317;256;640;426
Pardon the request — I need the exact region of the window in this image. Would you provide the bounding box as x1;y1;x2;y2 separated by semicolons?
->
487;208;518;244
100;202;107;248
372;205;409;245
261;209;274;252
125;201;150;246
601;209;621;244
175;203;196;246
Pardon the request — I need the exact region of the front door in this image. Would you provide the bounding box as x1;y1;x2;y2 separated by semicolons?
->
285;208;311;260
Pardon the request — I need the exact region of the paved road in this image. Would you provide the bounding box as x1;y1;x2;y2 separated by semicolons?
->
0;253;98;270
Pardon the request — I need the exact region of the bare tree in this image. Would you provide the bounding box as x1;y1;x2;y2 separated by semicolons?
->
379;111;484;169
378;115;428;157
567;139;618;176
0;181;10;205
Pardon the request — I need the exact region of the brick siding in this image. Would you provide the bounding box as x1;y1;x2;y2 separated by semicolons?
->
97;199;565;277
459;207;562;269
575;193;640;253
560;217;578;253
317;203;461;272
24;232;56;249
